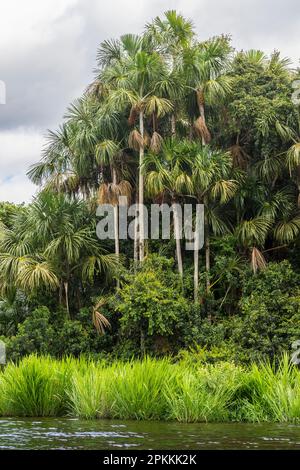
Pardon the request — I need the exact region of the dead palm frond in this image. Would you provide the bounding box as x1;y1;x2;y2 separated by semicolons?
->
150;131;163;153
143;130;151;148
128;129;144;150
229;144;250;169
194;116;211;143
92;298;111;335
128;105;139;126
251;247;267;274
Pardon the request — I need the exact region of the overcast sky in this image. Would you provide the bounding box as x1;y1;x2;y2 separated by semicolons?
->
0;0;299;203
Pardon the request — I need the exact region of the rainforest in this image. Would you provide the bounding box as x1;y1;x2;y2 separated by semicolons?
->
0;11;300;428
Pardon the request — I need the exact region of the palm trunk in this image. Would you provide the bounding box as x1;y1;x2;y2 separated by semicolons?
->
197;89;206;146
194;246;199;303
139;109;145;262
297;165;300;207
171;114;176;139
172;200;183;277
193;202;201;303
133;191;139;267
112;168;120;288
64;281;70;318
59;281;63;306
204;201;210;293
200;104;206;146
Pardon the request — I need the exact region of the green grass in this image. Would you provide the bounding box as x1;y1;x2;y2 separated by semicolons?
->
0;354;299;422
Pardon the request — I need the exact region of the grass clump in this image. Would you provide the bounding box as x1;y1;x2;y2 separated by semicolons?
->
108;357;176;420
67;364;112;419
234;354;300;423
165;363;243;422
0;354;299;422
0;355;73;416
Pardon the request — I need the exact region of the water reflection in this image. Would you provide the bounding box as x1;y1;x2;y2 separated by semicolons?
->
0;418;299;450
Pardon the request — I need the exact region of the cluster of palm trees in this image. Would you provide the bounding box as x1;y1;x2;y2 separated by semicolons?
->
2;10;299;310
0;193;118;315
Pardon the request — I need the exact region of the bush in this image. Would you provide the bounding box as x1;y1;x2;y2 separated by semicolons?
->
116;255;189;354
233;261;300;362
6;307;54;361
52;320;91;357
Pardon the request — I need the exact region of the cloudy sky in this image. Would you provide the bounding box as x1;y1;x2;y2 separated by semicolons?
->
0;0;299;203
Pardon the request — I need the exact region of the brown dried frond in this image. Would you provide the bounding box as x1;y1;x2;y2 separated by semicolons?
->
92;298;111;335
118;180;132;205
128;129;144;151
143;130;151;148
150;131;163;153
229;144;250;169
98;182;119;205
196;89;205;110
98;181;132;206
128;105;139;126
194;116;211;144
251;247;267;274
86;80;109;99
98;183;109;205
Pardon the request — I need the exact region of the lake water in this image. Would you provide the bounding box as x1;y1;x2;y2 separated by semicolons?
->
0;418;299;449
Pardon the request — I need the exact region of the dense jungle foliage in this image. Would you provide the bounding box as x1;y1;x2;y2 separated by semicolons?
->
1;11;300;363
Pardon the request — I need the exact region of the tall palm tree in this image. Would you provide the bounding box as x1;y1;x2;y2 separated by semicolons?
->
145;10;194;139
143;139;192;277
181;36;233;144
97;34;173;261
188;144;238;302
96;139;132;287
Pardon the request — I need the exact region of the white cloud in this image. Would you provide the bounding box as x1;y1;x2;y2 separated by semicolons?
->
0;0;299;204
0;174;37;204
0;128;43;203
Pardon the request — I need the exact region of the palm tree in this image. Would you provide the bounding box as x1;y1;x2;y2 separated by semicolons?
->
0;192;120;317
181;36;233;144
143;139;192;277
145;10;194;139
187;144;238;302
97;34;173;261
276;109;300;206
96;139;132;287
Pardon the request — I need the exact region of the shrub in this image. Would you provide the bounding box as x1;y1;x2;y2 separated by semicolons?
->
6;307;54;361
233;262;300;362
52;320;90;357
116;255;189;354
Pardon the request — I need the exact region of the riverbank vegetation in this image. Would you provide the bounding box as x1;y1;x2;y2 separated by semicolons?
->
0;10;300;363
0;355;299;423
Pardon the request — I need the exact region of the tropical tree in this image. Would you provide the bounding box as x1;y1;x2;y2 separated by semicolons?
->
187;144;238;302
143;139;192;277
0;193;120;317
180;36;233;144
97;34;173;261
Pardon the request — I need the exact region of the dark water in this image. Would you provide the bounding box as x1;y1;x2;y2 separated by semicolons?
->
0;418;299;450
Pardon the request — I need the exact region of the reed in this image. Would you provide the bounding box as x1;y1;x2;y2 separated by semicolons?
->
0;355;72;416
0;354;299;422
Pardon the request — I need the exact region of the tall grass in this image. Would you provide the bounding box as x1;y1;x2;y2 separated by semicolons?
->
0;354;299;422
165;363;243;422
107;358;176;420
0;356;73;416
67;364;112;419
234;355;300;423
